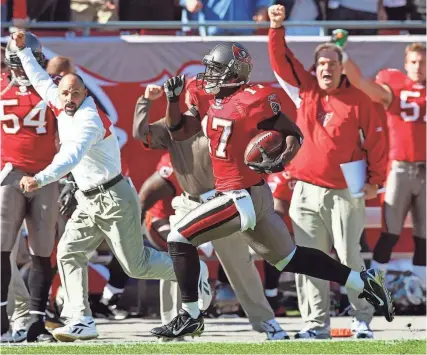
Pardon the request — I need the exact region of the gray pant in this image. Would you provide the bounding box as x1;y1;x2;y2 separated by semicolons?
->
57;178;176;319
162;193;275;327
383;161;426;238
289;181;374;332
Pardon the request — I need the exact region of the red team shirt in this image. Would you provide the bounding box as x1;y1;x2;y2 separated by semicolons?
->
376;69;426;162
198;84;281;191
0;73;57;174
267;170;296;233
148;153;182;220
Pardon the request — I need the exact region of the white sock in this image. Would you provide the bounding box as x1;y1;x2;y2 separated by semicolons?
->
412;265;426;288
102;283;124;303
265;288;278;297
345;270;364;293
182;302;200;319
370;260;388;273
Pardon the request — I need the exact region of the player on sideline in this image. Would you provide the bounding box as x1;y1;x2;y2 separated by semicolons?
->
335;31;426;290
1;33;58;343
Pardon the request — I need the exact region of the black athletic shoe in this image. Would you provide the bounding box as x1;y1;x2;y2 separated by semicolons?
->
104;294;129;320
359;269;395;322
45;308;65;330
151;309;204;340
26;320;56;343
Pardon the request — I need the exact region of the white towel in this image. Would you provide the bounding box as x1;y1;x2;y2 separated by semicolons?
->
223;189;256;232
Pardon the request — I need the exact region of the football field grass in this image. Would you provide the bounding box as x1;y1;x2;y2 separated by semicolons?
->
1;340;426;355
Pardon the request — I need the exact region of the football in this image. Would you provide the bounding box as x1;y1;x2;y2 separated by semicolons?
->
244;130;285;165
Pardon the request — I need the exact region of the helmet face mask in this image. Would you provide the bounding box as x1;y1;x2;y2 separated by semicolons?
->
5;32;45;87
196;42;253;95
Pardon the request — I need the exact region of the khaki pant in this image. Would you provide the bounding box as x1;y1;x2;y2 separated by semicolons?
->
162;192;275;327
289;181;374;332
57;178;176;319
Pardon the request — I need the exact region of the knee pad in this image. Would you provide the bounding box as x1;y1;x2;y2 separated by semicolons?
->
413;236;426;266
167;229;190;244
372;232;399;264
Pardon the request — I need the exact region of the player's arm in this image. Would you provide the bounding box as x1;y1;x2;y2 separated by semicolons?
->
268;5;313;107
34;111;103;187
358;93;388;194
139;172;175;220
16;48;61;111
343;56;393;108
257;112;303;166
163;75;202;140
133;85;169;149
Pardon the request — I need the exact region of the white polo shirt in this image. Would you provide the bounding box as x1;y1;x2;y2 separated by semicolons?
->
17;48;121;191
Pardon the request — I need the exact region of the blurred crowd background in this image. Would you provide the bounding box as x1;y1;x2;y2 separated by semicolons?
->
1;0;426;36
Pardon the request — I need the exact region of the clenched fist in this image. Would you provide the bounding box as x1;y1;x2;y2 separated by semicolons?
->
164;75;185;103
144;84;163;101
268;5;286;29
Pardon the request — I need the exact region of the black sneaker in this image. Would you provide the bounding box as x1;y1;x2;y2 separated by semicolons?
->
104;294;129;320
359;269;395;322
26;320;56;343
90;299;116;320
45;308;65;330
151;309;204;340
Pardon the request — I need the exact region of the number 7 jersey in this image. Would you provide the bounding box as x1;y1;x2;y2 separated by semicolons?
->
376;69;426;162
200;84;282;191
0;73;57;174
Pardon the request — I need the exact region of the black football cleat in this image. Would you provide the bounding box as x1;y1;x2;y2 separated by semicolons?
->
151;309;204;340
359;269;395;322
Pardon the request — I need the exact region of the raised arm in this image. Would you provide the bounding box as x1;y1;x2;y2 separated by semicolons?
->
357;93;388;196
133;85;170;149
34;105;104;187
343;56;393;108
13;33;61;112
268;5;314;106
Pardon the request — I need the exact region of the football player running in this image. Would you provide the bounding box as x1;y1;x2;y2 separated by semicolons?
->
151;41;394;340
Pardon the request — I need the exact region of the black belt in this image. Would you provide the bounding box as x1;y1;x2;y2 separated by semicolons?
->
82;174;123;197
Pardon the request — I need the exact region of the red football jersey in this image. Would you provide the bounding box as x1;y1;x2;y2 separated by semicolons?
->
201;84;281;191
267;171;296;232
0;73;57;174
376;69;426;162
148;153;181;220
185;78;211;117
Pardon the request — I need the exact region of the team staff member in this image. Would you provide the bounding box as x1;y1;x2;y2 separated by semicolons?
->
268;5;388;339
133;83;289;340
335;31;426;290
12;31;211;342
